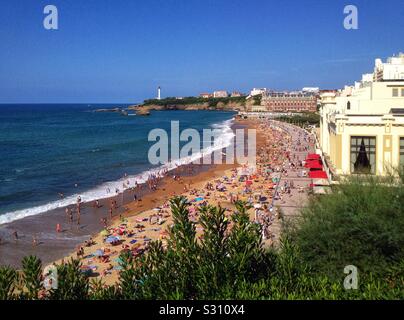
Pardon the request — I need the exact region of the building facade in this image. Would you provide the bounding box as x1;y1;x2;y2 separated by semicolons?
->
231;91;243;97
249;88;268;96
200;93;213;98
213;90;229;98
261;91;317;112
319;53;404;177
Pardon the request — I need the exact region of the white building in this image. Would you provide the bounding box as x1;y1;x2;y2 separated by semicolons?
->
302;87;320;93
374;53;404;81
157;86;161;100
249;88;268;96
319;54;404;178
213;90;229;98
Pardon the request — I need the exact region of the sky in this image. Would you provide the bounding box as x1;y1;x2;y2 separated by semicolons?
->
0;0;403;103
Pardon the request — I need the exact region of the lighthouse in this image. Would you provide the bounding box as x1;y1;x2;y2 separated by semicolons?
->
157;86;161;100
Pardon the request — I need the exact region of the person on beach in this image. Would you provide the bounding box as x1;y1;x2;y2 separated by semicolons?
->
109;207;113;220
69;209;73;223
101;217;108;228
65;207;72;221
12;230;18;241
56;223;61;233
77;210;81;225
32;235;38;247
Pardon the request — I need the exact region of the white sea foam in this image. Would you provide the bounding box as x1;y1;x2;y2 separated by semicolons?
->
0;118;235;225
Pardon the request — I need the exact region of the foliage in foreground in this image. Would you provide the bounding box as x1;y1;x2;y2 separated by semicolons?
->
0;189;403;300
287;174;404;281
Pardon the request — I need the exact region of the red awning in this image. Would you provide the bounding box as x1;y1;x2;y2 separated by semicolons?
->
309;171;328;179
305;160;323;169
306;153;321;160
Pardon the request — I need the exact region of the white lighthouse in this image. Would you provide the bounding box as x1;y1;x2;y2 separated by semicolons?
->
157;86;161;100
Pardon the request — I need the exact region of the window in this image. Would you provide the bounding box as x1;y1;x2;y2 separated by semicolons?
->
350;136;376;174
401;88;404;97
400;138;404;169
392;88;399;97
347;101;351;110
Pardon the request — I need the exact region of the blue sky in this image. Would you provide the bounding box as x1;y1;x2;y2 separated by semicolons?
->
0;0;403;103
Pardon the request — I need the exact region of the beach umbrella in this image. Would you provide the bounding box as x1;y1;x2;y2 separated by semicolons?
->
80;265;93;276
106;236;120;244
309;171;328;179
94;249;104;257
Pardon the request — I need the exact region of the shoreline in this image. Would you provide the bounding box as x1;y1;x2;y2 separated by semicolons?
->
0;117;245;268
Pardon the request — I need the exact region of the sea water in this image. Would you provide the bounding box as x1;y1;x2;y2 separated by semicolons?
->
0;104;235;224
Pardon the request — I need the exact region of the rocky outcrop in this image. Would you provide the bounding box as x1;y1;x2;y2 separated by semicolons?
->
136;109;151;116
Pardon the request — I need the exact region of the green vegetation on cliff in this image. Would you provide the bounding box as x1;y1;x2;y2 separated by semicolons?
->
143;96;247;108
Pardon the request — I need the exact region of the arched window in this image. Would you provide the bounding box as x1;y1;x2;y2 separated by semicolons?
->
347;101;351;110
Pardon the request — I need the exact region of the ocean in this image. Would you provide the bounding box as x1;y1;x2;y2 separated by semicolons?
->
0;104;235;225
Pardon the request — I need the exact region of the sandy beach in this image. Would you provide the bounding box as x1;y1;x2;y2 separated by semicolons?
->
43;117;315;285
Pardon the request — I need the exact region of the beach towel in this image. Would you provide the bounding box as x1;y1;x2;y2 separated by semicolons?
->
130;239;138;244
114;257;123;264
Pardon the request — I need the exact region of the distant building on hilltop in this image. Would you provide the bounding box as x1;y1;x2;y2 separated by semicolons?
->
213;90;229;98
302;87;320;94
231;91;243;97
249;88;267;96
200;93;213;98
